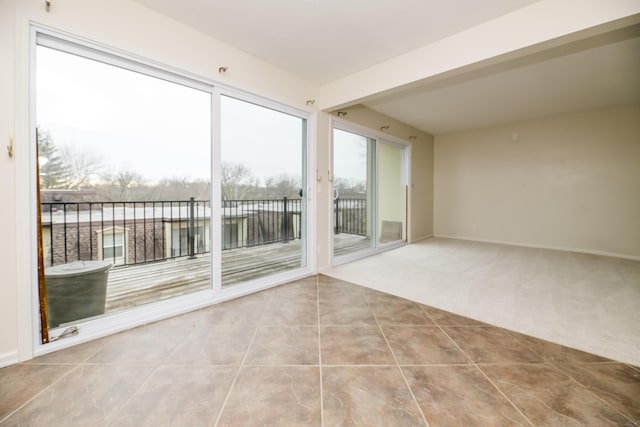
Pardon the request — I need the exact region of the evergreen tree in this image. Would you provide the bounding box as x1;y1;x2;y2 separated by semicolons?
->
37;130;71;189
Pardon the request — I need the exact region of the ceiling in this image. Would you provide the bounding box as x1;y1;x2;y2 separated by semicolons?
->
363;27;640;134
131;0;539;85
131;0;640;135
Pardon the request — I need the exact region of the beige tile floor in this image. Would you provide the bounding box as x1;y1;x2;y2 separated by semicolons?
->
326;238;640;366
1;275;639;426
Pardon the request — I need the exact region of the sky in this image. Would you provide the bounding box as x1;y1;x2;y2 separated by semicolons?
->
36;45;307;185
332;128;369;184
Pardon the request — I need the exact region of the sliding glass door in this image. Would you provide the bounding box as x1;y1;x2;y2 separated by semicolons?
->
332;126;407;263
377;141;406;246
219;94;308;287
35;38;213;332
332;129;374;258
33;32;312;346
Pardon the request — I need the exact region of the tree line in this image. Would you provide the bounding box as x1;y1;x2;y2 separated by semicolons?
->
38;130;366;202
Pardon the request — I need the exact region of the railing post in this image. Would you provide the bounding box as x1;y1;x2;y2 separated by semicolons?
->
283;196;289;243
334;197;340;234
188;197;196;259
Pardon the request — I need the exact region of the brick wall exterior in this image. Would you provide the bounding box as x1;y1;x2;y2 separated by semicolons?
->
44;219;167;267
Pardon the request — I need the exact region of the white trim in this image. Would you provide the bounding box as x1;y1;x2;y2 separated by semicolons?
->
35;269;316;359
96;227;128;265
433;234;640;261
211;89;222;294
332;117;411;148
328;117;410;266
18;24;317;363
34;25;213;94
15;10;36;363
215;87;316;292
0;352;19;369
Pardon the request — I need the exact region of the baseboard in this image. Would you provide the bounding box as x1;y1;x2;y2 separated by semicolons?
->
410;234;434;244
0;351;18;368
433;234;640;261
317;265;332;274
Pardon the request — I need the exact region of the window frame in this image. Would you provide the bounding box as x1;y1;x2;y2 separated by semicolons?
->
97;227;128;265
330;117;411;266
27;26;316;359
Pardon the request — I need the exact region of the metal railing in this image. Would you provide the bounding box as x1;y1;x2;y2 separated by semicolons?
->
41;197;308;267
41;199;211;267
334;197;367;236
222;197;302;250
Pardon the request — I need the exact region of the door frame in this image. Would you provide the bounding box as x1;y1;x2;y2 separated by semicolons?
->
21;25;316;360
329;117;411;267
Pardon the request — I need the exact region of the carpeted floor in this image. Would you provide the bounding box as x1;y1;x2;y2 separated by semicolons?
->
325;237;640;367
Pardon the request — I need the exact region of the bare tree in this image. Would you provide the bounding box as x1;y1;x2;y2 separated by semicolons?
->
221;162;259;200
263;174;301;198
154;177;211;201
59;144;104;189
333;177;366;197
97;169;144;201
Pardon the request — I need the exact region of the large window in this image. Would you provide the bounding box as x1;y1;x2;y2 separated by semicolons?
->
33;31;312;343
331;125;408;263
219;95;308;287
36;33;212;331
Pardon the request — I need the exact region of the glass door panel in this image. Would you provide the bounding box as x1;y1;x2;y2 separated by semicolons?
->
377;142;405;245
220;95;307;287
36;43;212;330
332;128;374;258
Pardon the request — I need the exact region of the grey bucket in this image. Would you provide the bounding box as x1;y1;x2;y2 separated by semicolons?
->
45;260;112;328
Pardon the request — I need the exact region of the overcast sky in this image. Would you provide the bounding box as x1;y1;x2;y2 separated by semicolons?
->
36;45;307;184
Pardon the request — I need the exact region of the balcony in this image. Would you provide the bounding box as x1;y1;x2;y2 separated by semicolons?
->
41;198;368;315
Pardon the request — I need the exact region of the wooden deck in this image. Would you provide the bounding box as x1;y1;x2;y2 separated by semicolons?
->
333;234;370;257
105;234;368;313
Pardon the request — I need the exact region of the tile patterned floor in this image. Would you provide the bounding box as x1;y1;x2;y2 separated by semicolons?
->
1;275;639;426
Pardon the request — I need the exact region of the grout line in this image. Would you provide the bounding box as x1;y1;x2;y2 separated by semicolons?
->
548;363;638;424
498;319;638;422
473;365;536;427
105;364;161;426
211;287;272;427
317;275;325;427
424;309;536;427
0;363;81;425
368;296;430;426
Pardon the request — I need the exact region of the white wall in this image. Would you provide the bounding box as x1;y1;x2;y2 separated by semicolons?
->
434;105;640;258
314;112;333;271
0;0;19;366
0;0;317;366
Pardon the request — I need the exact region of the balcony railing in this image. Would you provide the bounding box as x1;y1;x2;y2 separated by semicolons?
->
222;197;302;250
42;198;211;267
42;196;367;268
334;197;367;236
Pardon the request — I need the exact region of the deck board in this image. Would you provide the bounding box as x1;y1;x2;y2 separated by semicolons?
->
104;234;370;313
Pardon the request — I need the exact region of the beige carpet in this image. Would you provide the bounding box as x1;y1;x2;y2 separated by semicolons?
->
325;237;640;366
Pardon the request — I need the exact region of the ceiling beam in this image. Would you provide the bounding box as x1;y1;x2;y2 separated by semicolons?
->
317;0;640;111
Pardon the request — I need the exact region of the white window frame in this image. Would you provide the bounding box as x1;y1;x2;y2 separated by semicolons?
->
23;26;316;360
213;87;315;298
96;227;128;266
330;117;411;266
